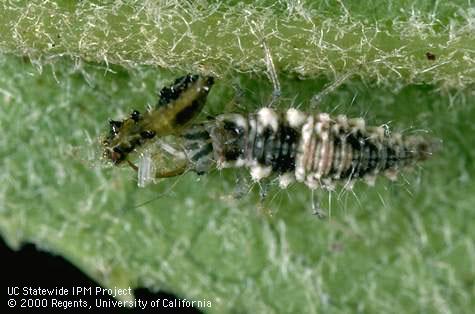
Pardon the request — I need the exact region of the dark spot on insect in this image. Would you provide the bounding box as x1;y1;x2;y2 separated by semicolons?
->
272;124;298;172
157;74;199;107
210;119;245;162
205;76;214;86
426;52;436;61
346;132;365;150
174;99;203;126
140;130;156;139
191;142;214;162
223;121;243;134
109;120;123;135
177;74;198;85
111;147;125;163
158;87;176;107
253;127;274;164
131;110;141;122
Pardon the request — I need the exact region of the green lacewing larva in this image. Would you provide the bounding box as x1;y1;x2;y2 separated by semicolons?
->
177;108;438;190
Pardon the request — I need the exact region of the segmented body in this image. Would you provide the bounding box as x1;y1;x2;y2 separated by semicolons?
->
181;107;434;190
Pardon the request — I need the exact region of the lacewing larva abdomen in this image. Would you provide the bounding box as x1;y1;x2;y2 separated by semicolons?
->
179;107;439;190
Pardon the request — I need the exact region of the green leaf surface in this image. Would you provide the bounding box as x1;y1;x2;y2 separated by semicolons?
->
1;1;474;313
1;1;474;88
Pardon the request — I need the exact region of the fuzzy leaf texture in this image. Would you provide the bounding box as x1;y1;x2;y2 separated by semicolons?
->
0;1;474;313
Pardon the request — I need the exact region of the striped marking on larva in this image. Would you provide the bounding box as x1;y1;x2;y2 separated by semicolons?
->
178;107;438;191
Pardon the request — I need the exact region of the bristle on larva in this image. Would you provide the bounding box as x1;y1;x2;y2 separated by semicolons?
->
181;107;438;190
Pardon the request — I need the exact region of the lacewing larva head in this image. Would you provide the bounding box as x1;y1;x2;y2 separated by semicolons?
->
102;74;214;164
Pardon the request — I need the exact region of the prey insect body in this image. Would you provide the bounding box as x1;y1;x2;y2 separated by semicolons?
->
102;74;214;164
